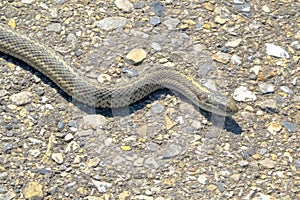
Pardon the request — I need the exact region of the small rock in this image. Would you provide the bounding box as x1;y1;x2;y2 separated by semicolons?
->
280;86;294;95
150;1;164;16
133;158;144;167
162;144;182;158
97;74;111;83
3;143;13;153
151;42;162;52
257;99;278;113
65;141;80;152
150;102;164;114
23;182;43;200
45;23;62;33
82;114;107;128
125;48;147;64
0;185;7;193
230;174;241;181
197;174;208;184
257;66;276;81
87;157;100;168
214;16;227;24
192;120;202;130
96;17;128;31
212;52;231;64
281;121;298;133
163;17;180;30
0;191;16;200
114;0;133;12
57;121;65;131
233;86;257;102
262;5;270;13
225;39;242;47
267;122;282;134
51;153;64;164
22;0;34;4
259;158;276;169
198;63;212;76
64;133;74;142
259;83;274;94
150;16;161;26
122;67;138;77
92;180;112;193
144;157;160;169
265;43;290;59
231;54;242;65
10;91;32;106
239;160;249;167
0;89;8;97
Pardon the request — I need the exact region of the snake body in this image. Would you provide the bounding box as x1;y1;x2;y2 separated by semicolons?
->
0;24;238;116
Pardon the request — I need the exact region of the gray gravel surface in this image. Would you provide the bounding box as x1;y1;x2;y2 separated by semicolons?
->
0;0;299;199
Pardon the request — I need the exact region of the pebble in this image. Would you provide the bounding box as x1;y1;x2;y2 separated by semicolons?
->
225;39;242;47
257;66;276;81
57;121;65;131
198;63;212;76
161;144;182;158
150;102;164;114
239;160;249;167
23;182;43;200
150;42;162;52
150;2;164;16
267;122;282;134
134;1;145;9
133;158;144;167
280;86;294;95
114;0;133;13
163;17;180;30
144;157;160;169
265;43;290;59
122;67;138;77
92;180;112;193
257;99;278;113
150;16;161;26
3;143;13;153
197;174;208;184
233;86;257;102
51;153;64;164
21;0;34;4
259;158;276;169
82;114;107;128
280;121;298;133
96;17;128;31
29;149;41;158
45;23;62;33
212;52;231;64
10;91;32;106
0;191;16;200
214;16;227;24
259;83;274;94
125;48;147;64
97;74;111;83
0;185;7;193
0;89;8;97
64;133;74;142
230;54;242;65
53;0;67;4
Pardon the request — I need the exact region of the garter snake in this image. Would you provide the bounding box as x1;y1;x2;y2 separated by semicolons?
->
0;23;238;116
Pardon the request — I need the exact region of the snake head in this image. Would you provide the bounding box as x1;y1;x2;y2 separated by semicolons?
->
197;92;239;117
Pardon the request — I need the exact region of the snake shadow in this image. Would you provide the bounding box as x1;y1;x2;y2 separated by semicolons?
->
1;53;242;135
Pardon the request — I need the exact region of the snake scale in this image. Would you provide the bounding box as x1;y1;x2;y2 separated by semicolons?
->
0;23;238;116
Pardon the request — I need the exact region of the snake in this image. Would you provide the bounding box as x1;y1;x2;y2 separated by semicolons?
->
0;23;238;116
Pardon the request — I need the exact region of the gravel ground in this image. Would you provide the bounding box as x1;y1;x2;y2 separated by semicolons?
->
0;0;299;199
